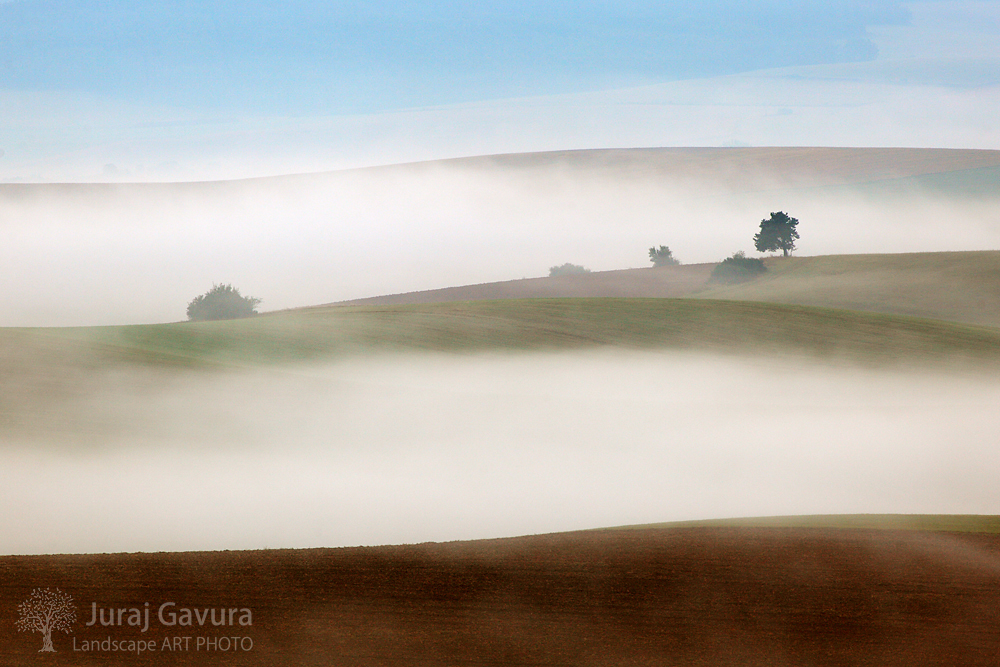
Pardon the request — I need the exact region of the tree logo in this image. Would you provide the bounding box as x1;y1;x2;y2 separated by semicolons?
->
16;588;78;652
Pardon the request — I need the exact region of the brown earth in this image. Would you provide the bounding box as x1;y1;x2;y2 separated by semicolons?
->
3;526;1000;666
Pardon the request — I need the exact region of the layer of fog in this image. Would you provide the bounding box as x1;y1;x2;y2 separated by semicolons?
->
2;351;999;555
3;159;1000;326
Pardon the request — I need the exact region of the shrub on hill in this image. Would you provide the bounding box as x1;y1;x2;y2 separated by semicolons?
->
549;263;591;277
186;284;262;321
710;252;767;283
649;245;680;267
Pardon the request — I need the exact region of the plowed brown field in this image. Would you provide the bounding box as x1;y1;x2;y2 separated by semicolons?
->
4;526;1000;666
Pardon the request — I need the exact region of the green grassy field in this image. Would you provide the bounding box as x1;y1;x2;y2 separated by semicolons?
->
5;297;1000;374
6;248;1000;446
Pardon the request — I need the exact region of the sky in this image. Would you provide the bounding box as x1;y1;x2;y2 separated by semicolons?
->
0;0;998;181
0;0;902;113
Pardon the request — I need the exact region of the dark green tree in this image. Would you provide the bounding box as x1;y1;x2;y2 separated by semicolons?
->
186;284;262;321
648;245;680;267
753;211;799;257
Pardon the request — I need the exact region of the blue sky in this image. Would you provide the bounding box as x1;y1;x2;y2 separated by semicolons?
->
1;1;999;180
0;0;906;113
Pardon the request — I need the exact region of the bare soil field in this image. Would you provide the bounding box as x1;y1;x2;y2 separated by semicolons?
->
3;525;1000;665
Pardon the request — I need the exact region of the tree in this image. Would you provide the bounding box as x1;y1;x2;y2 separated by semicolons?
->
710;251;767;283
187;284;262;321
549;263;591;277
648;245;680;267
17;588;77;652
753;211;799;257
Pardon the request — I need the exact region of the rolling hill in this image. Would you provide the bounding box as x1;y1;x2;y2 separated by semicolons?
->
3;146;1000;327
6;297;1000;375
699;251;1000;328
4;146;1000;203
4;520;1000;665
5;294;1000;439
4;148;1000;665
338;251;1000;329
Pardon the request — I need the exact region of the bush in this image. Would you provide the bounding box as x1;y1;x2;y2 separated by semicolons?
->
549;263;591;277
648;245;680;267
710;251;767;284
186;284;262;321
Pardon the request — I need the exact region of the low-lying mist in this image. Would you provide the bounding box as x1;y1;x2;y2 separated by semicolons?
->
3;350;998;555
2;157;1000;326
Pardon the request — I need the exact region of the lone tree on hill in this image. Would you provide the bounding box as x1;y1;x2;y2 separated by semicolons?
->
187;284;262;321
753;211;799;257
648;245;680;267
17;588;77;652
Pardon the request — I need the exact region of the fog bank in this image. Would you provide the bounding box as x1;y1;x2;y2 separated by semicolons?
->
2;351;998;555
3;156;1000;326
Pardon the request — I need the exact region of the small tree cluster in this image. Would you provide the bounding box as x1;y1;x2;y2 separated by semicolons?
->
648;245;680;267
186;284;262;321
711;251;767;283
549;263;591;277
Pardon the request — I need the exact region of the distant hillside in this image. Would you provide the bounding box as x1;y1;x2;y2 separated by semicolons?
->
338;251;1000;329
338;264;715;306
430;147;1000;193
8;298;1000;374
4;147;1000;200
696;251;1000;329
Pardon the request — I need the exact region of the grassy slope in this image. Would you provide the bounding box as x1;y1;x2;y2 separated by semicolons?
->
339;252;1000;329
694;251;1000;328
7;298;1000;373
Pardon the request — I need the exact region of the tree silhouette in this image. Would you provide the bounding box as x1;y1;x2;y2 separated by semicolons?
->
648;245;680;267
187;283;262;321
16;588;77;652
753;211;799;257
